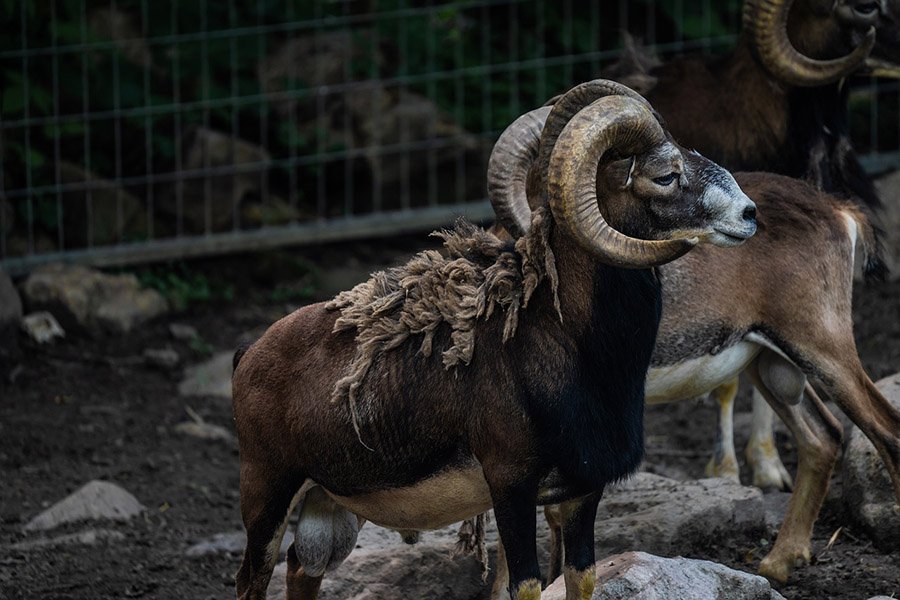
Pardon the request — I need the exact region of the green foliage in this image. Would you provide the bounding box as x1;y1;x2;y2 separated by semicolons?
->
268;281;316;304
188;334;215;358
135;263;234;311
0;0;890;251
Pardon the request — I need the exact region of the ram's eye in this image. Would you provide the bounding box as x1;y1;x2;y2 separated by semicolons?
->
854;2;879;15
653;173;679;186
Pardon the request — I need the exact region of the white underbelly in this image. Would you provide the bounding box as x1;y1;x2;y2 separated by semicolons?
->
645;341;760;404
323;464;492;531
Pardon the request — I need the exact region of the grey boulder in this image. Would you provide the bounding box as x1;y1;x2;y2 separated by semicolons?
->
542;551;785;600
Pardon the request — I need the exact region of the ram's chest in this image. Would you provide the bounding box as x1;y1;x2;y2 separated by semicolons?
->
323;463;492;531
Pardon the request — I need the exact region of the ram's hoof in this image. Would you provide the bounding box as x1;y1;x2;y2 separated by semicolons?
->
704;454;740;482
758;546;810;583
513;579;542;600
564;567;597;600
746;437;793;491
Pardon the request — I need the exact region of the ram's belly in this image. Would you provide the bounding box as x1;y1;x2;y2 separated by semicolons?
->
646;341;760;404
324;463;492;531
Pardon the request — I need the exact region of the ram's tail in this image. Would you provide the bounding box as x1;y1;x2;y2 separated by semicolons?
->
849;206;889;283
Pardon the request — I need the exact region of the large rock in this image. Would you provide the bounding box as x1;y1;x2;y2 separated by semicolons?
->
178;351;234;399
266;524;484;600
89;7;156;71
594;473;765;555
843;373;900;548
57;161;147;247
258;32;487;198
0;268;22;363
875;171;900;279
542;552;785;600
157;127;271;233
24;480;145;532
20;263;167;334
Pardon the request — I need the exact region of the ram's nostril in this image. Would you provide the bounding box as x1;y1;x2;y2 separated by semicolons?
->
743;205;757;222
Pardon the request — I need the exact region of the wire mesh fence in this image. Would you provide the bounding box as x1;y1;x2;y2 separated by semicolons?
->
1;0;897;275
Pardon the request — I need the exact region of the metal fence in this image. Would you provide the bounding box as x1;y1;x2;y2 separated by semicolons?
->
1;0;897;276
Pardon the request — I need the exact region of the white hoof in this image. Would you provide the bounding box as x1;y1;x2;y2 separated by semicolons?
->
746;438;793;490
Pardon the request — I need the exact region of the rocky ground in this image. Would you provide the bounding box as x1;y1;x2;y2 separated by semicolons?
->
0;242;899;600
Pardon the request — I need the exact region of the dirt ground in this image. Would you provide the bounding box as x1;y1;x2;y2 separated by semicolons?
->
1;241;899;600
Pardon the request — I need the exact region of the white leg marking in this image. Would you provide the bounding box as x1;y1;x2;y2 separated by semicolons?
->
705;381;740;481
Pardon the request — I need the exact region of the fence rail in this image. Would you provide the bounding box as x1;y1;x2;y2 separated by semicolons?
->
1;0;897;276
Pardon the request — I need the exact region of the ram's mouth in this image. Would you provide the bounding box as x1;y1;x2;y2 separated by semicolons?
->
709;227;754;247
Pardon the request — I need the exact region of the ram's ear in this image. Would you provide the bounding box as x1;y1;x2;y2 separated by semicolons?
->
605;157;636;189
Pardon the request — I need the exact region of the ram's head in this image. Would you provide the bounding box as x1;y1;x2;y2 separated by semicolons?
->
488;80;757;268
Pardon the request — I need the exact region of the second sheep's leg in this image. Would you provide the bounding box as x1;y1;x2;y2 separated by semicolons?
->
705;378;741;482
746;388;794;490
747;368;842;583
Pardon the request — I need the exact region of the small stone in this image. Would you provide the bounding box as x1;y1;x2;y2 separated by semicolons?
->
178;351;234;399
20;312;65;344
143;347;180;370
24;480;145;532
169;323;199;341
11;528;125;551
542;551;785;600
186;530;292;558
173;421;235;444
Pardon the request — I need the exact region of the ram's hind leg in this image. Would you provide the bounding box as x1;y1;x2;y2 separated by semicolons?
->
235;462;303;600
285;545;323;600
746;389;793;491
544;504;564;584
705;378;741;482
490;540;511;600
747;363;841;583
817;363;900;502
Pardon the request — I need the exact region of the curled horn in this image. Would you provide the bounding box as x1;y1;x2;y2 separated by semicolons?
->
536;80;652;199
546;95;696;268
744;0;875;86
487;106;552;238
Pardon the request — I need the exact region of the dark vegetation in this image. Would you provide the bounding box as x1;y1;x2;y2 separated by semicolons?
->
3;0;895;256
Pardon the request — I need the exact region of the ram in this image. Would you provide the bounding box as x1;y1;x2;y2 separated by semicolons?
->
231;80;756;600
609;0;900;494
485;97;900;592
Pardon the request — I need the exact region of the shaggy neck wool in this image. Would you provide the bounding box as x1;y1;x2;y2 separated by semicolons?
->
326;206;560;437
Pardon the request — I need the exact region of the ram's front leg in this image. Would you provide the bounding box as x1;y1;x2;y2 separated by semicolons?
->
558;493;602;600
485;470;542;600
